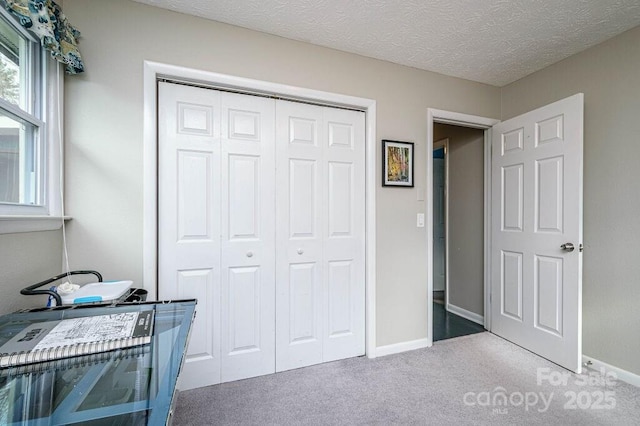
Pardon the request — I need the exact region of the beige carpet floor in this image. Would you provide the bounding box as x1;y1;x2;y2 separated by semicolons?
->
174;332;640;425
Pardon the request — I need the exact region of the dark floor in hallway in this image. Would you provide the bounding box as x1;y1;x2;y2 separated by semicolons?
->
433;302;485;341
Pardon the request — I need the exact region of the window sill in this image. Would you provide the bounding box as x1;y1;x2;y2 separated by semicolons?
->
0;216;72;235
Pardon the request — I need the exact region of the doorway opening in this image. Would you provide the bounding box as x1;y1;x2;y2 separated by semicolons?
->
432;125;486;341
426;109;500;346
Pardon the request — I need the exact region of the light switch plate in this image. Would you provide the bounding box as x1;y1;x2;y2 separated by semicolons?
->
416;188;425;201
417;213;425;227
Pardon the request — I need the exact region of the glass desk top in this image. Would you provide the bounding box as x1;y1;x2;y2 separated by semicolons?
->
0;300;196;426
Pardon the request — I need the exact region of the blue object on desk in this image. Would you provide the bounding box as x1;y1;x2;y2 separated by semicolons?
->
72;296;103;304
0;300;196;425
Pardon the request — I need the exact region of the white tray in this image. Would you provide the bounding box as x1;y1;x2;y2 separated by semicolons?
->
60;280;133;305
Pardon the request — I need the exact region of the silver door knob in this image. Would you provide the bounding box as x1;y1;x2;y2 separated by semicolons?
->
297;248;304;255
246;251;254;258
560;243;575;252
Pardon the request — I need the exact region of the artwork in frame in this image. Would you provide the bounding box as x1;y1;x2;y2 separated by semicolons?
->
382;140;414;187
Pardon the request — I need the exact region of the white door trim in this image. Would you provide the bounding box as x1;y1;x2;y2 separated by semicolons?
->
432;138;449;305
427;109;500;345
143;61;378;359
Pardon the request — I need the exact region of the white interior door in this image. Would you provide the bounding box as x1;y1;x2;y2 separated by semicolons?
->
275;100;365;371
491;93;583;372
219;92;276;383
433;154;446;292
158;82;222;389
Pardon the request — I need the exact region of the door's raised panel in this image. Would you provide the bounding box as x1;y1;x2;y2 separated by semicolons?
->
328;162;353;237
227;266;261;355
501;251;523;321
502;128;523;155
535;255;563;336
228;155;260;240
290;159;316;239
178;102;213;136
289;263;318;344
177;150;212;241
328;260;353;337
536;156;564;233
536;115;564;147
178;269;214;361
502;164;524;232
328;122;353;148
229;109;260;141
289;117;317;145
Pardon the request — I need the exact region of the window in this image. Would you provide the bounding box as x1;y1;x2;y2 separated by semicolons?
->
0;7;63;232
0;10;43;210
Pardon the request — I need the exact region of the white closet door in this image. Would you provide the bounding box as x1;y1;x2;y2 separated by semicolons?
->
219;92;276;382
160;83;365;386
158;82;222;390
322;106;365;362
275;101;325;371
275;101;365;371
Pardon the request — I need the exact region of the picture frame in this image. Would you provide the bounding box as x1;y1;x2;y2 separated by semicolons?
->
382;140;414;187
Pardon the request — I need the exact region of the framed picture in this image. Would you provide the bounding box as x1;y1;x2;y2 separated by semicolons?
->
382;140;414;187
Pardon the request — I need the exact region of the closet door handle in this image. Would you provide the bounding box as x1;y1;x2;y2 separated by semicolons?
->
297;249;304;255
246;251;254;258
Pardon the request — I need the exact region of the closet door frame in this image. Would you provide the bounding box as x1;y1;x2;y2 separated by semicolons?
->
142;61;377;359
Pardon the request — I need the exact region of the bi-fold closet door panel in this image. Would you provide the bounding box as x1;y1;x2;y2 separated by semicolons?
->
275;100;365;372
219;91;276;383
158;82;276;387
158;82;222;390
159;82;365;389
322;105;365;363
275;101;324;370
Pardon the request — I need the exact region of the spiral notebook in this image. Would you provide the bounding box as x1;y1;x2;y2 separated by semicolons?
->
0;310;154;368
0;344;151;378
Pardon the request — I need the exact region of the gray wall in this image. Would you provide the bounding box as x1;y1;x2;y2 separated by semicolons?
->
62;0;501;347
0;230;61;314
434;124;484;317
502;25;640;375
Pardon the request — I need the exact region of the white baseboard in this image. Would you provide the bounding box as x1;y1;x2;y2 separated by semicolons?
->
582;355;640;388
446;303;484;326
376;338;431;357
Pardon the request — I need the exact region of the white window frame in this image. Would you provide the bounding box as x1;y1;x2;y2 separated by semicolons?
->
0;7;64;234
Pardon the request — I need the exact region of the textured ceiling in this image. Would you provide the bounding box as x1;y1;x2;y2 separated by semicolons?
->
132;0;640;86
